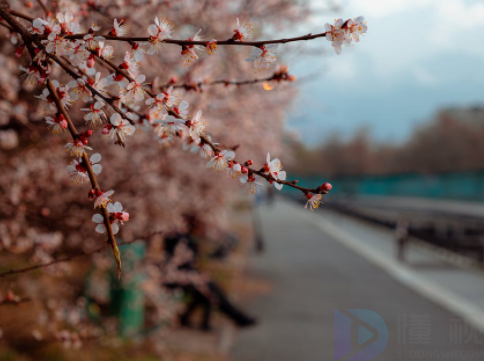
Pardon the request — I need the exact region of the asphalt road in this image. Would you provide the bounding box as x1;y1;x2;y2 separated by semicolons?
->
231;198;484;361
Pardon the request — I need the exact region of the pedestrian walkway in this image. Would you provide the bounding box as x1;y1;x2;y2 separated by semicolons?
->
231;198;484;361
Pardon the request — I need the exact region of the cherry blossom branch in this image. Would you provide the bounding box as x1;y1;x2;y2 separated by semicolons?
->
6;7;329;50
45;79;122;279
0;231;162;279
36;32;328;48
92;52;329;196
1;2;346;207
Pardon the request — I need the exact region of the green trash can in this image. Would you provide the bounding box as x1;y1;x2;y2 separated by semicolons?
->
109;242;146;337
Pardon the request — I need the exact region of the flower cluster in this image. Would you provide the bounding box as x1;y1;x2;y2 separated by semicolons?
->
324;16;368;55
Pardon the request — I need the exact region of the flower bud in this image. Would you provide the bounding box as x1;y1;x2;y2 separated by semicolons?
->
88;189;96;200
118;212;129;222
86;54;95;68
241;166;249;174
102;124;112;135
246;159;254;166
319;182;332;193
59;119;68;129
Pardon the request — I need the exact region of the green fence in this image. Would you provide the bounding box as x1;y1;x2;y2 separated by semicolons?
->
284;170;484;202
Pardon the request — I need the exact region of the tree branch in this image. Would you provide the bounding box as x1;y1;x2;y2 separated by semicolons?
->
46;79;123;279
0;232;162;278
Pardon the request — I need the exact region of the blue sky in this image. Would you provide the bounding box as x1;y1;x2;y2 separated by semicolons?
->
286;0;484;145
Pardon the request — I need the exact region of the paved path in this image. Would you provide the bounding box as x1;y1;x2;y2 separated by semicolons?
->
231;198;484;361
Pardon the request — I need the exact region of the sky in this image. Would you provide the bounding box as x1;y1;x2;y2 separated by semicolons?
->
286;0;484;145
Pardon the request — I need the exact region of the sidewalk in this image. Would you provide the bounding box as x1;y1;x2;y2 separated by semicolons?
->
306;202;484;333
231;198;484;361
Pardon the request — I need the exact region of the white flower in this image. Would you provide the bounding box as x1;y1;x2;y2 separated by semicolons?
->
91;72;110;96
227;161;242;179
45;114;68;133
346;16;368;43
121;51;141;77
181;29;204;66
233;18;254;41
96;41;114;59
81;100;107;126
155;115;185;136
122;74;147;105
56;12;81;34
110;19;129;37
146;93;166;111
188;110;206;143
240;174;264;194
264;153;286;190
36;80;72;111
146;17;174;55
109;113;135;141
94;190;114;208
324;19;345;55
68;78;92;102
67;153;102;183
198;143;214;159
83;33;105;51
45;25;69;54
305;194;323;211
207;150;235;171
66;40;90;67
145;87;183;113
246;45;279;70
65;139;92;157
19;64;44;85
172;100;189;118
92;201;129;235
29;18;48;35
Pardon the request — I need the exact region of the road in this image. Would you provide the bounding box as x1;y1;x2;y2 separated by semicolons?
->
230;198;484;361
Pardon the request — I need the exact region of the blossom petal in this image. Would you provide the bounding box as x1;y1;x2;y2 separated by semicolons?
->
92;214;104;223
